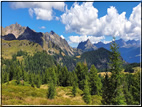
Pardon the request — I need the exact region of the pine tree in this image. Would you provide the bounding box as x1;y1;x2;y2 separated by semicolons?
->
89;64;102;95
102;73;112;105
4;72;9;83
130;70;140;104
36;74;41;88
72;81;77;97
83;77;91;104
123;78;134;105
47;78;56;99
16;72;21;85
75;62;88;90
108;37;126;105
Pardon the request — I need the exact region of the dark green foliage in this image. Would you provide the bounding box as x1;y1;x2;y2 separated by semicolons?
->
47;78;56;99
24;50;56;74
16;50;27;56
106;37;126;105
83;78;91;104
101;73;112;105
58;66;69;87
123;78;134;105
79;48;110;70
72;81;77;97
130;70;140;105
35;74;41;88
12;54;17;61
89;65;102;95
3;72;9;83
124;63;140;73
75;62;88;90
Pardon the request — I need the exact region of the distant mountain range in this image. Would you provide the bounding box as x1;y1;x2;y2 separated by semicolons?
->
1;23;82;56
1;23;140;72
77;38;140;63
93;39;140;63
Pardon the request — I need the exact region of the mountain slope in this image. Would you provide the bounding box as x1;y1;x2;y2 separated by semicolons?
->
77;39;97;52
17;27;43;46
1;39;43;59
2;23;79;56
56;47;126;71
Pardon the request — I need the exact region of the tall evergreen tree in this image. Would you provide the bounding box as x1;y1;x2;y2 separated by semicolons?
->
130;70;140;104
83;77;91;104
108;37;126;105
89;64;102;95
47;78;56;99
72;81;77;97
102;73;112;105
123;78;134;105
36;74;41;88
75;62;88;90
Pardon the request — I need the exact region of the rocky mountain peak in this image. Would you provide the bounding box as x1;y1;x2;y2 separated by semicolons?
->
77;39;97;52
2;22;26;38
50;30;55;35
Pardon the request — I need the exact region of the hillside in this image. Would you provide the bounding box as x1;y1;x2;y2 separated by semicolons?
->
2;80;102;105
1;39;43;59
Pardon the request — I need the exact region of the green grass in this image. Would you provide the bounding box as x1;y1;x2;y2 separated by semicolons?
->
2;80;102;105
2;40;43;59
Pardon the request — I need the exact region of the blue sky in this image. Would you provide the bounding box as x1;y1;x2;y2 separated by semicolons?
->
2;2;141;47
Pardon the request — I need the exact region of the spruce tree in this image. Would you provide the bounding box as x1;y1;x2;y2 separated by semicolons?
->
72;81;77;97
102;73;111;105
130;70;140;104
123;78;134;105
108;37;126;105
83;77;91;104
16;72;21;85
36;74;41;88
89;64;102;95
47;78;56;99
75;62;88;90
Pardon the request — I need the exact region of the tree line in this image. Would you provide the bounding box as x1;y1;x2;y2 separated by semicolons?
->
1;38;140;105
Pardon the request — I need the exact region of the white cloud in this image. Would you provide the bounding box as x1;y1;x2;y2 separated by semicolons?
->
39;26;46;29
55;17;60;21
61;2;99;36
28;8;34;18
69;35;105;44
60;35;65;39
103;40;112;44
61;2;141;41
10;2;65;21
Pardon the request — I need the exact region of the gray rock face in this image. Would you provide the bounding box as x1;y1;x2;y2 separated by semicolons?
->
44;31;74;56
2;22;26;38
2;33;16;40
17;27;43;46
77;39;97;52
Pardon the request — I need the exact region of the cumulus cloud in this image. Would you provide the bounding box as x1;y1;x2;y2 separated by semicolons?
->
10;2;65;21
61;2;141;41
60;35;65;39
39;26;46;29
28;8;34;18
69;35;105;44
